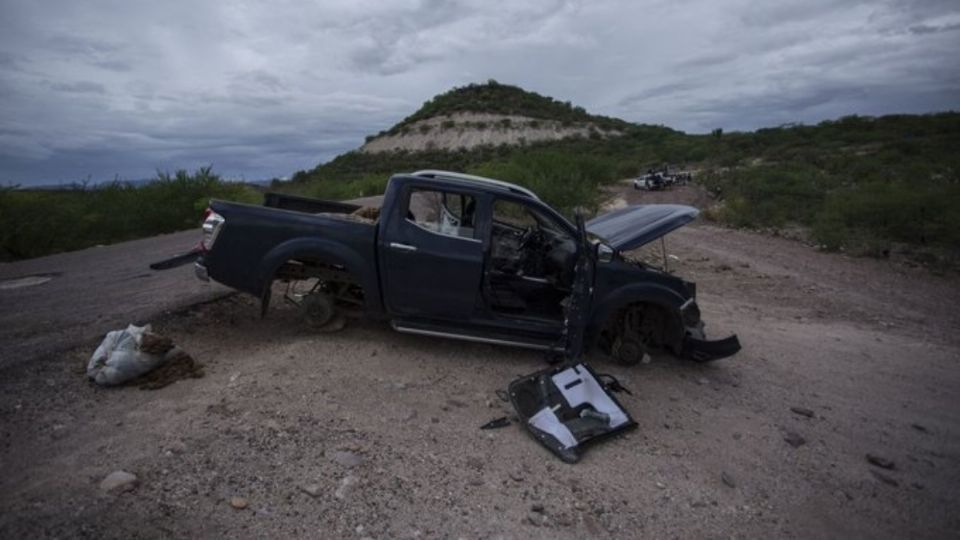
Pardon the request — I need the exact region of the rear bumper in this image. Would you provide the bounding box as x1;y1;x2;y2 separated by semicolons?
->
194;261;209;282
148;247;202;271
681;334;741;362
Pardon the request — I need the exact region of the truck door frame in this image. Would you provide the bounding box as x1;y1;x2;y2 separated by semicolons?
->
378;180;490;320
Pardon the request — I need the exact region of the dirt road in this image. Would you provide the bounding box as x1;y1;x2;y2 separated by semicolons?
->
1;185;958;538
0;230;229;371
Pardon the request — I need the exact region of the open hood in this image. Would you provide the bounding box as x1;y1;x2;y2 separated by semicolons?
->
586;204;699;252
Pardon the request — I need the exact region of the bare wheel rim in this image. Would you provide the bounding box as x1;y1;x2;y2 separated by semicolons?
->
302;292;335;328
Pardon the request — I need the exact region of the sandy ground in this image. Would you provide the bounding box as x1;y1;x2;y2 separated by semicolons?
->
1;183;959;538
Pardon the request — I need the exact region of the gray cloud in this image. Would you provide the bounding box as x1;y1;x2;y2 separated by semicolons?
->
0;0;958;185
49;81;106;94
619;83;697;106
909;22;960;34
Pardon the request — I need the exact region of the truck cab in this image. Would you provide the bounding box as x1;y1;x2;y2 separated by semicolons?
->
375;171;581;350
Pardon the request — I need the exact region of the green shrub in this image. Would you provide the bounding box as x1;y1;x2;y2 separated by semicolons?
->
298;174;389;201
813;180;960;251
468;150;616;217
702;164;827;228
0;167;261;261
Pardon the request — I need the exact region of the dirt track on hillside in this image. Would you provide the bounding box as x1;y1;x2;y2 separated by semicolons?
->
1;183;958;538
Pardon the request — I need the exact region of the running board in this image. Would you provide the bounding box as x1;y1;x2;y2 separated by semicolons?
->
391;322;562;351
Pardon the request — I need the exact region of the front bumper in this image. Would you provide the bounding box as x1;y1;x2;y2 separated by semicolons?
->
681;334;741;362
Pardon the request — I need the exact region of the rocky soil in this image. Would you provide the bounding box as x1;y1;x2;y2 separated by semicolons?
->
1;183;958;538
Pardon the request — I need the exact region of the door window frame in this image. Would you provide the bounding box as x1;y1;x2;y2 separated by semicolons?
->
402;184;483;244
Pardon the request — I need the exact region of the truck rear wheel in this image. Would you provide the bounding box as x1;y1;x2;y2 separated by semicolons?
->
271;258;364;331
301;292;335;328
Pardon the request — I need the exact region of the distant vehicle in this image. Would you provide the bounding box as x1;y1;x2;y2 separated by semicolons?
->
633;172;667;191
633;169;694;191
161;170;740;364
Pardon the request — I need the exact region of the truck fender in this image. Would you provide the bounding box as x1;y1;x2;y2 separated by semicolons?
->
586;283;687;353
256;237;378;313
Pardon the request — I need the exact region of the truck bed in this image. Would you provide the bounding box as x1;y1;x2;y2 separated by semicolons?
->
263;192;365;215
201;196;379;299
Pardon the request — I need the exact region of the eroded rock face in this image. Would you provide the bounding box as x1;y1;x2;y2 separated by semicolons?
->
360;112;621;154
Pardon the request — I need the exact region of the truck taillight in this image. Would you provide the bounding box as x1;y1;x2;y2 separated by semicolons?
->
201;210;225;251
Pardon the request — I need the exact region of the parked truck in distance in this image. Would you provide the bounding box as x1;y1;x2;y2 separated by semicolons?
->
189;170;739;364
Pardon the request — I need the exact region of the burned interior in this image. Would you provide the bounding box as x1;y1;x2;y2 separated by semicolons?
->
487;198;577;320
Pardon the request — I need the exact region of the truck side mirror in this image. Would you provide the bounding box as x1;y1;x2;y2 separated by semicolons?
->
596;243;614;263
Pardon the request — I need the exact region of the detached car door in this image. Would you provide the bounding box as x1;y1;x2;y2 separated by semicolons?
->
379;184;485;320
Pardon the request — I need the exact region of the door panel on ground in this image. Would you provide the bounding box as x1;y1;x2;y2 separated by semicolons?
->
381;187;483;319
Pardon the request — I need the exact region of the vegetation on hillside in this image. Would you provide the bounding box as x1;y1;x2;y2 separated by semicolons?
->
379;80;631;136
289;111;960;259
0;167;260;261
697;113;960;254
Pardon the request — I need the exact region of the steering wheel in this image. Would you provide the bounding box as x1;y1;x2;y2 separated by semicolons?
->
518;227;535;249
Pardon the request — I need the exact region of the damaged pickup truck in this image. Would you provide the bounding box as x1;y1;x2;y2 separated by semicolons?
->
187;170;740;363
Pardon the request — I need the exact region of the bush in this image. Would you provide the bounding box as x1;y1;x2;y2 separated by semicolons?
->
813;180;960;251
286;174;388;201
468;150;617;217
0;167;261;261
701;164;826;228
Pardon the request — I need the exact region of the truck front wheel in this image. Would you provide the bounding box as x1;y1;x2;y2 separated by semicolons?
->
602;302;674;365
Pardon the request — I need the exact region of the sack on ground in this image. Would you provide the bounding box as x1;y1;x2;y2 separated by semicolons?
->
87;324;171;386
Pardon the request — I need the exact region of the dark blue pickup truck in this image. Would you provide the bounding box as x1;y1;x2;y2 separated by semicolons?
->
193;170;739;363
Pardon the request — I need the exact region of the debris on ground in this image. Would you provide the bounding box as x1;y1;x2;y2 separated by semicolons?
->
99;470;138;492
866;454;896;470
721;471;737;488
783;431;807;448
135;348;204;390
507;362;636;463
790;406;815;418
871;470;900;487
229;496;249;509
86;324;201;387
334;475;359;500
327;449;364;468
480;416;511;430
301;484;321;498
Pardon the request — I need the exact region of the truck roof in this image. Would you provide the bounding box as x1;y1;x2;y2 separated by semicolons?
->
409;169;539;200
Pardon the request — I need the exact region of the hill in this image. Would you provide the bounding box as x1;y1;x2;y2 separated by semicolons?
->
358;81;630;154
392;80;629;130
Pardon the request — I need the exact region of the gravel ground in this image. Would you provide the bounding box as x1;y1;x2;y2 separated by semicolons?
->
1;184;958;538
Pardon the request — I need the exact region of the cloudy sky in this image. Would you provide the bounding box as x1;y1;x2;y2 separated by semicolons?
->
1;0;958;185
